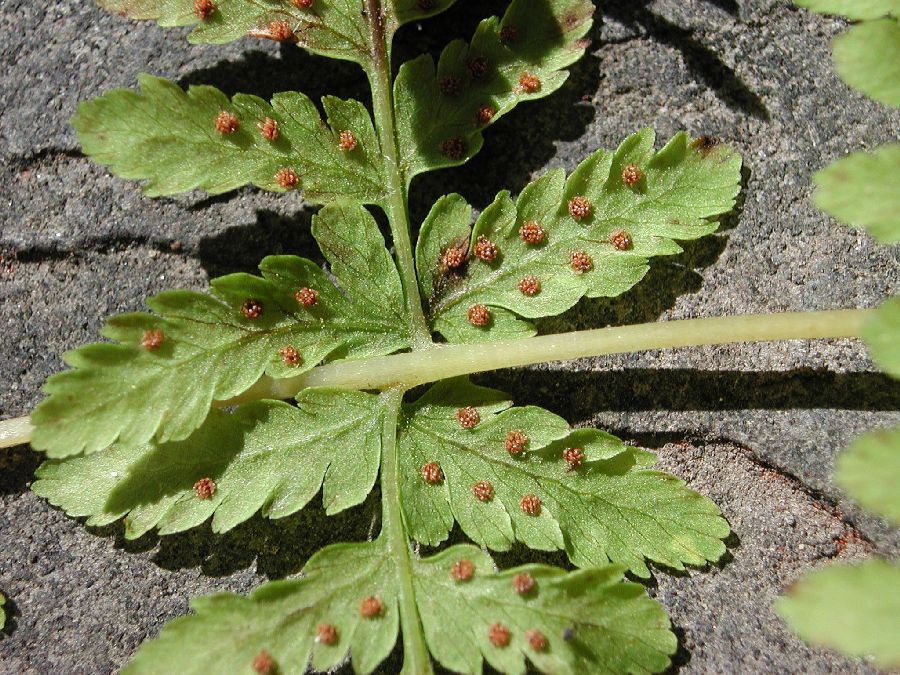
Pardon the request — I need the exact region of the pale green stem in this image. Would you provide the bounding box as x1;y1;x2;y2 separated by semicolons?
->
379;387;433;675
365;0;432;349
0;308;875;449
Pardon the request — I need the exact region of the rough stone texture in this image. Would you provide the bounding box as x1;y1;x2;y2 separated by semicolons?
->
1;0;899;673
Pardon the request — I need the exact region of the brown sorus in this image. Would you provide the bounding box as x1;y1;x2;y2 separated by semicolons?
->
251;649;276;675
467;56;489;80
609;228;632;251
214;110;239;134
194;0;216;20
505;430;528;455
488;623;511;647
563;446;584;470
457;406;480;429
476;105;496;126
279;346;302;367
450;559;475;582
691;135;719;155
268;20;294;41
520;494;542;516
518;72;541;94
512;572;535;595
441;244;466;270
141;329;164;351
316;623;338;645
193;477;216;500
570;250;593;273
241;299;264;319
472;480;494;502
275;167;299;189
499;25;518;43
359;596;383;619
441;137;467;160
568;195;592;220
519;220;545;244
517;275;541;296
439;75;461;96
467;304;491;327
526;629;548;652
258;116;279;141
339;129;357;152
473;235;499;262
295;286;319;307
421;461;444;485
292;0;313;7
622;163;642;186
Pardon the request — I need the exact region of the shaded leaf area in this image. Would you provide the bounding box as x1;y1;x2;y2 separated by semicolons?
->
73;74;384;200
836;426;900;526
33;389;386;536
832;18;900;108
30;202;409;457
812;143;900;244
125;539;675;674
777;559;900;670
399;379;729;577
862;297;900;379
394;0;594;181
96;0;459;61
796;0;899;20
418;129;742;342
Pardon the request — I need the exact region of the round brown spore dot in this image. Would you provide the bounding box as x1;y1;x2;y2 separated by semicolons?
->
193;477;216;500
295;286;319;307
292;0;313;7
467;304;491;327
472;480;494;502
417;0;436;9
441;137;467;160
359;596;382;619
442;245;466;270
519;220;545;245
526;629;547;652
499;24;518;43
476;105;496;127
473;235;499;262
279;346;302;367
258;116;279;141
275;167;299;189
268;20;294;41
622;163;642;186
519;72;541;94
517;275;541;296
251;649;276;675
194;0;216;20
488;622;511;648
215;110;239;135
456;406;480;429
241;299;264;319
421;461;444;485
570;250;593;273
505;430;528;455
512;572;535;595
520;494;542;516
141;329;164;351
316;623;338;646
609;229;632;251
568;195;592;220
339;129;357;152
439;75;461;96
450;558;475;582
563;446;584;470
467;56;489;80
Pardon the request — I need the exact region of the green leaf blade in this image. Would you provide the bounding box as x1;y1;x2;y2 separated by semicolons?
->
30;203;409;457
832;18;900;107
795;0;899;20
812;143;900;243
777;559;900;669
836;426;900;525
399;380;729;576
862;297;900;379
421;130;742;342
395;0;594;180
73;75;385;202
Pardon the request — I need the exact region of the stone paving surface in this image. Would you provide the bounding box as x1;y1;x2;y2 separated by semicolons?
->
1;0;899;672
